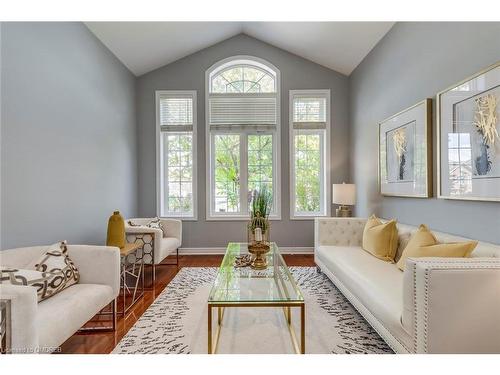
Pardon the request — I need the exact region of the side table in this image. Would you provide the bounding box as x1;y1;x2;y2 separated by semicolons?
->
118;243;145;317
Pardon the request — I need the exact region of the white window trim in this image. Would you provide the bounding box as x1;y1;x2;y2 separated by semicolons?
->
156;90;198;220
205;56;281;221
289;89;331;220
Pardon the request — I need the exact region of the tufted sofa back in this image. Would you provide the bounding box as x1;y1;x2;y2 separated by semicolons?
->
314;217;500;259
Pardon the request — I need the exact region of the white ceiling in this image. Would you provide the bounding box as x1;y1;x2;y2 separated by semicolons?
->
85;22;394;76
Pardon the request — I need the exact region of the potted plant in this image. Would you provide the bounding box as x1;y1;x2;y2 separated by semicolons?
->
247;186;272;269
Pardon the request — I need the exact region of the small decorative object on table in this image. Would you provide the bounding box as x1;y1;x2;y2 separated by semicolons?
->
107;210;125;248
247;186;272;270
234;254;252;268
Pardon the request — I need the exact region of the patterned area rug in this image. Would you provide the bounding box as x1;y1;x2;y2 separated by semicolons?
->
113;267;392;354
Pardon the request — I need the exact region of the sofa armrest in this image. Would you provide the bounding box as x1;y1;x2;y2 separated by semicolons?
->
314;217;366;248
402;257;500;353
66;245;120;298
160;219;182;244
0;284;38;353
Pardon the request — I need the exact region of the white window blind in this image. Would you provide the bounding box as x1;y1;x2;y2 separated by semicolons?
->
292;96;327;130
208;96;277;131
159;95;193;131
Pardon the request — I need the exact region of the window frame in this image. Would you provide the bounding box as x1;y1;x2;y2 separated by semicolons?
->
205;56;281;221
156;90;198;220
289;89;331;220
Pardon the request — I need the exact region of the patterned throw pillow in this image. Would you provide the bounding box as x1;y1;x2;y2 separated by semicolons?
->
147;218;166;237
34;241;80;282
1;267;72;302
128;217;166;237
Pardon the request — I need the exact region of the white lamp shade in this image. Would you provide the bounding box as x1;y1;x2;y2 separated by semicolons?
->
332;183;356;205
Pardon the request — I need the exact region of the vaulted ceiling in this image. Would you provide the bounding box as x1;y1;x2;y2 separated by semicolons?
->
85;22;394;76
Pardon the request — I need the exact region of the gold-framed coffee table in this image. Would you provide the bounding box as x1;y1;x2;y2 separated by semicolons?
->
207;242;305;354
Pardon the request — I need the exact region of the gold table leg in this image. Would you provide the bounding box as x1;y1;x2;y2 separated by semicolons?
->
300;303;305;354
208;304;212;354
208;305;225;354
208;304;304;354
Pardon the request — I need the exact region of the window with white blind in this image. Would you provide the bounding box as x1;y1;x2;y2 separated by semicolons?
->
206;56;281;219
290;90;331;219
156;91;197;219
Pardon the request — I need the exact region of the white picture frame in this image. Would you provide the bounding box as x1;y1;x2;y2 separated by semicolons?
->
437;62;500;201
379;99;432;198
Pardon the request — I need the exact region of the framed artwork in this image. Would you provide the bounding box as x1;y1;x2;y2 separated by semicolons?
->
437;62;500;201
379;99;432;198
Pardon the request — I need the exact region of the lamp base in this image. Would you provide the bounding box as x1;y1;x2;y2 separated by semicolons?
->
335;205;352;217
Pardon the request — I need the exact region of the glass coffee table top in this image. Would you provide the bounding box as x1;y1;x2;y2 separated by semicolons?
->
208;242;304;304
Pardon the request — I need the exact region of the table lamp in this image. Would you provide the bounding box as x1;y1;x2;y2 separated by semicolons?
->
332;183;356;217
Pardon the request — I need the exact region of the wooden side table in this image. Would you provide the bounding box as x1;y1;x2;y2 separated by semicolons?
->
118;243;145;317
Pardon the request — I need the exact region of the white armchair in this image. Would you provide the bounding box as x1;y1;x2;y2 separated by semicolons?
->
0;244;120;353
125;218;182;282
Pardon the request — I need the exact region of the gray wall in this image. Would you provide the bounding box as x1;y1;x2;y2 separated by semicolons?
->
350;22;500;244
1;22;137;249
137;34;350;248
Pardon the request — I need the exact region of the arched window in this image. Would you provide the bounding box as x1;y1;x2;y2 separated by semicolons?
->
209;59;277;93
206;56;281;219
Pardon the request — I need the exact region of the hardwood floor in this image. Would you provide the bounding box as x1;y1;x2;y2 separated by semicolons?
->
59;254;315;354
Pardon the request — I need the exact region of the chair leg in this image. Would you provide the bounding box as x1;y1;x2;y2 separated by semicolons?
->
112;298;117;331
153;249;180;267
78;299;117;333
144;250;180;290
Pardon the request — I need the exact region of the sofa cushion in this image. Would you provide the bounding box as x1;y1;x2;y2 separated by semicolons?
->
37;283;114;349
397;225;478;271
316;245;411;350
362;215;398;262
395;231;412;263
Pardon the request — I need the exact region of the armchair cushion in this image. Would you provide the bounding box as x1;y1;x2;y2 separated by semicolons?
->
37;283;114;349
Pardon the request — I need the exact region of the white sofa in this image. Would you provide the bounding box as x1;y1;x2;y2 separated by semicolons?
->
125;218;182;281
314;217;500;354
0;245;120;353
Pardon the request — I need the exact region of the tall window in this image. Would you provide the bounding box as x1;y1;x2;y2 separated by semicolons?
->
206;56;280;219
157;91;197;218
290;90;331;218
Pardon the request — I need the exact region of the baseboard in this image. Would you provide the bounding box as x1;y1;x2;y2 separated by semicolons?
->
179;246;313;255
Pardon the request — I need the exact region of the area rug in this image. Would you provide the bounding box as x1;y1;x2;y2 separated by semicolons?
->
112;267;392;354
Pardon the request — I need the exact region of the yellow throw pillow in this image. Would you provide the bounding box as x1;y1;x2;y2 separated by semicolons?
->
396;224;477;271
362;215;399;262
